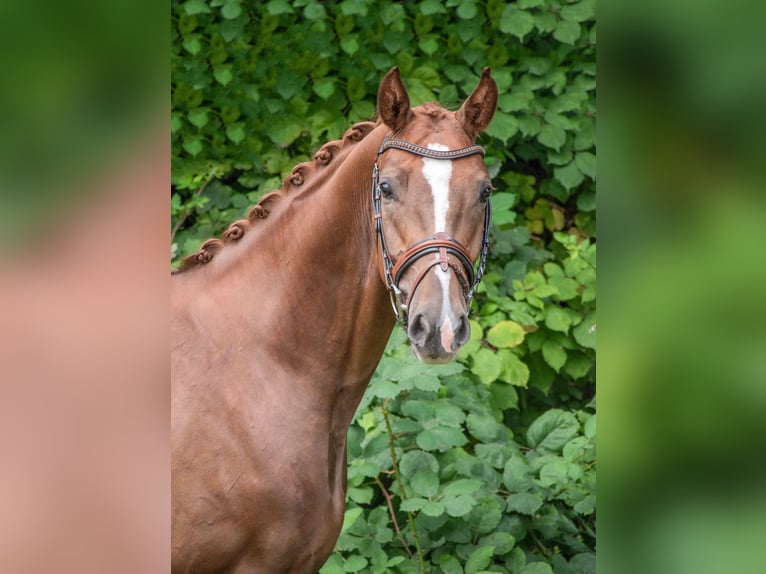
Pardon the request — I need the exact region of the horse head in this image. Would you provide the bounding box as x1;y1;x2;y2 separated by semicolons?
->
374;67;498;363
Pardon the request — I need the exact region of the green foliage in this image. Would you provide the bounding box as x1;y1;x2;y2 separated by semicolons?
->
171;0;595;572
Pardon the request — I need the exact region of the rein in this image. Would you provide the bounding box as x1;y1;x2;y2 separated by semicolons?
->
372;139;492;328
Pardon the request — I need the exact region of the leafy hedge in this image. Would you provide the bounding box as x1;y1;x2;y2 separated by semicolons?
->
171;1;595;573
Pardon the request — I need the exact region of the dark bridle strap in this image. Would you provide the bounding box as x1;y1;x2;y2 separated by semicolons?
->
378;139;485;160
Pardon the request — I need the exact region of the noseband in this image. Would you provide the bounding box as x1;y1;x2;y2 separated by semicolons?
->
372;138;492;328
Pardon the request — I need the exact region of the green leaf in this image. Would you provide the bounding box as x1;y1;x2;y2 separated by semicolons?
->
520;562;554;574
399;450;439;476
419;0;446;15
439;554;463;574
214;66;233;86
221;0;242;19
184;0;211;16
443;478;484;496
542;340;567;372
313;78;335;100
265;0;293;15
487;320;525;348
544;306;573;333
187;109;209;129
416;427;468;452
466;412;505;442
456;0;478;19
443;494;476;517
340;36;359;55
498;350;530;387
410;469;439;497
538;124;566;151
225;124;245;144
554;20;582;45
182;36;202;55
500;7;535;41
421;501;445;517
370;380;399;399
304;2;326;19
573;313;596;349
343;555;368;572
507;492;543;515
465;545;495;574
554;161;585;190
575;151;596;179
561;0;595;23
341;507;363;533
527;409;580;453
418;36;439;55
400;497;428;512
472;348;502;385
480;531;516;555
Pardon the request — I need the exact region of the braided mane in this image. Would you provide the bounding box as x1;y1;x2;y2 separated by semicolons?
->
173;121;378;274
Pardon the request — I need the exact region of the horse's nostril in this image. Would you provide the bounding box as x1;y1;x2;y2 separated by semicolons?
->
408;314;429;347
454;315;470;347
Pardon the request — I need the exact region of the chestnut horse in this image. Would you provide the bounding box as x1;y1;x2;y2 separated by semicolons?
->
171;67;498;573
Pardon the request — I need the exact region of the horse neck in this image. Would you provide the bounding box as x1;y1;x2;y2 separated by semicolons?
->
214;125;395;404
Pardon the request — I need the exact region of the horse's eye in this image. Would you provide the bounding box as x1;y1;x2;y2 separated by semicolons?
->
380;181;395;200
480;183;493;203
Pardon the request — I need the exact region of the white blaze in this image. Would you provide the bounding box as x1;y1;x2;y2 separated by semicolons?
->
422;144;457;350
421;143;453;233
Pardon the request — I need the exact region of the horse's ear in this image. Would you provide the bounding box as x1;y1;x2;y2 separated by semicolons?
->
457;67;498;139
377;67;412;133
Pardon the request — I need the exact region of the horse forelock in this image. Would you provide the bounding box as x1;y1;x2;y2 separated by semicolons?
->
173;121;378;274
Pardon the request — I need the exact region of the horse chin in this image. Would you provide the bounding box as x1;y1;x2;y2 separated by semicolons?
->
411;345;458;365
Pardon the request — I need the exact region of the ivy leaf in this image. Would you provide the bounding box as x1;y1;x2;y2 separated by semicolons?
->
419;0;447;15
538;124;567;151
225;124;245;144
416;427;468;452
500;7;535;41
456;0;478;20
221;0;242;19
573;312;596;349
421;501;446;517
439;555;463;574
343;555;368;572
485;111;518;143
443;494;476;517
575;151;596;180
554;161;585;190
520;563;554;574
487;320;525;348
213;66;233;86
265;0;293;15
561;0;595;23
340;36;360;55
472;348;502;385
527;409;579;453
410;469;439;497
545;306;573;333
400;497;427;512
184;0;211;16
507;492;543;515
554;20;582;45
313;78;335;100
465;544;495;574
542;339;567;372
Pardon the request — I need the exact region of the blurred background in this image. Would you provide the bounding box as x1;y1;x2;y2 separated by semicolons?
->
600;0;766;573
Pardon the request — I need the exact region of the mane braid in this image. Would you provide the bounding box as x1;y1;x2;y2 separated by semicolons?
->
173;121;377;274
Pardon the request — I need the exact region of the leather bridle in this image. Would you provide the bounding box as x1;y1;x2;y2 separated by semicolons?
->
371;138;492;328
